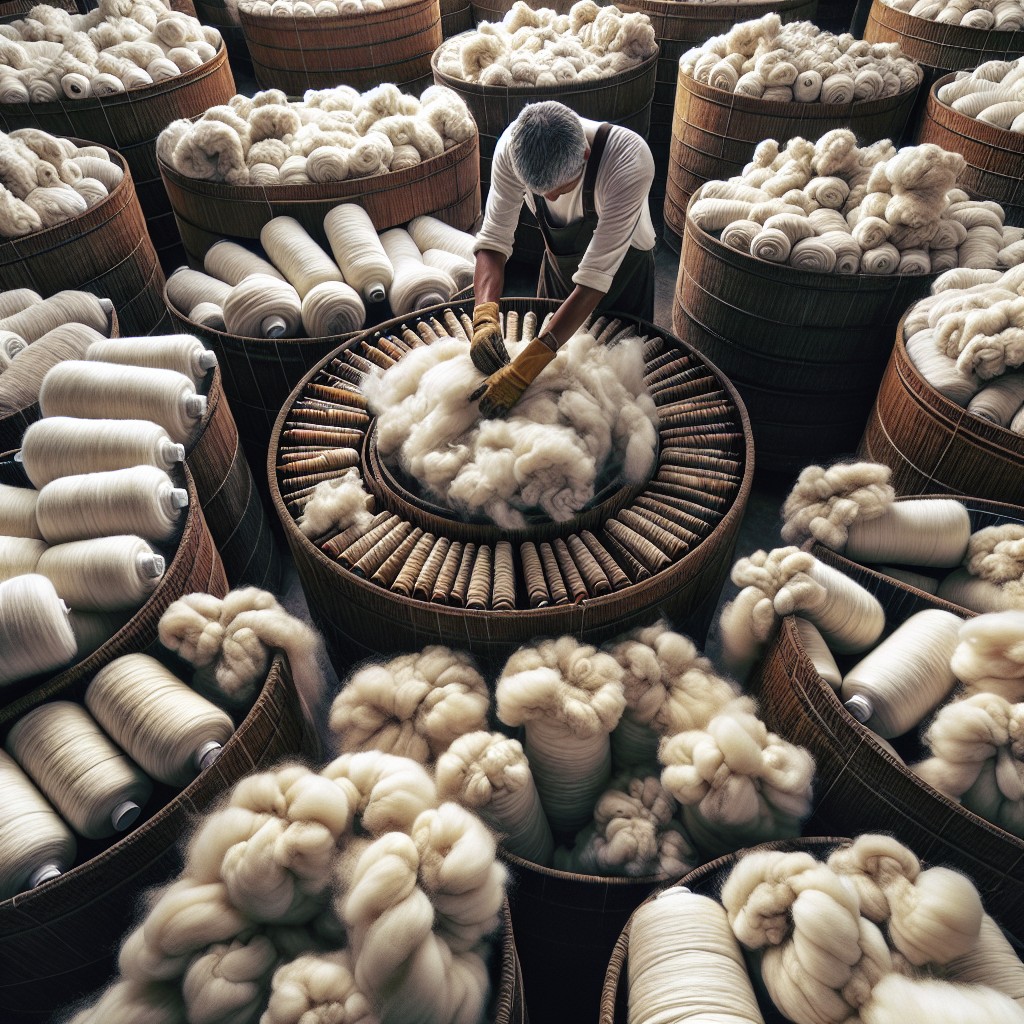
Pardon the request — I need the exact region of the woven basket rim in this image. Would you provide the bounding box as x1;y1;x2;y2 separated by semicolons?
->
869;0;1024;45
498;846;669;887
927;71;1024;154
239;0;434;26
617;0;807;13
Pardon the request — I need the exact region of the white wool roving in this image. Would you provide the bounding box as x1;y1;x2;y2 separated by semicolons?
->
328;645;489;763
605;618;739;771
862;974;1024;1024
363;330;658;529
157;587;327;717
262;949;377;1024
912;692;1024;835
435;730;555;866
659;700;815;858
496;635;626;838
944;913;1024;1008
951;611;1024;701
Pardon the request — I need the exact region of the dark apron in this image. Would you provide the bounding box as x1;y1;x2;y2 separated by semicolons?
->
532;122;655;321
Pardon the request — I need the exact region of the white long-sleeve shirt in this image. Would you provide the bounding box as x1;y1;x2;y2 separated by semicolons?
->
472;116;657;294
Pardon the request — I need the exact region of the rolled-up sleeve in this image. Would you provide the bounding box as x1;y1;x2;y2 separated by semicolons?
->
472;133;526;260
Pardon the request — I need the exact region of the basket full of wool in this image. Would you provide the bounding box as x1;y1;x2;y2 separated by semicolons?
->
663;14;924;248
0;140;168;336
866;0;1024;74
920;65;1024;228
237;0;442;94
745;551;1024;942
270;296;753;670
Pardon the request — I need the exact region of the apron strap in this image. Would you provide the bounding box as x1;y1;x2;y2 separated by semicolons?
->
582;122;611;219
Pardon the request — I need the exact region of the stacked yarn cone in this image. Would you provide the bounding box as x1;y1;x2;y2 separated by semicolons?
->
434;0;658;86
937;57;1024;132
157;81;476;185
680;14;921;102
882;0;1024;30
0;0;221;103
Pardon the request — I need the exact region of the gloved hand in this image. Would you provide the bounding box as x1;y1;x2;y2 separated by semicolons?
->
470;300;510;375
471;335;557;417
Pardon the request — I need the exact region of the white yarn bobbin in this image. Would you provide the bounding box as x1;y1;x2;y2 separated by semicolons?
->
967;374;1024;428
323;203;394;304
872;565;941;594
936;568;1017;612
38;361;207;445
794;616;842;691
422;248;474;293
20;417;185;489
223;274;303;338
0;481;43;539
188;302;227;332
0;291;111;342
36;535;165;612
86;653;234;788
610;714;661;770
0;573;76;686
204;240;287;285
85;335;218;387
0;535;47;582
407;214;476;263
0;749;76;900
0;330;26;369
845;499;972;568
6;701;152;839
0;288;42;319
379;227;455;316
300;280;366;337
165;267;232;316
260;216;344;299
842;608;963;738
35;465;188;545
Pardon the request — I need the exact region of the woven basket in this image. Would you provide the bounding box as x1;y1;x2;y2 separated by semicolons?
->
673;204;936;476
441;0;473;37
187;366;283;590
271;296;753;673
0;462;227;719
0;145;166;337
859;316;1024;503
494;898;528;1024
599;837;845;1024
747;551;1024;940
239;0;441;94
159;131;481;266
0;43;236;271
663;71;921;251
916;72;1024;229
0;653;318;1021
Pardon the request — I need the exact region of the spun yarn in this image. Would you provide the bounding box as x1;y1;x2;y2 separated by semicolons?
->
223;274;303;338
85;335;217;386
260;216;344;299
300;280;365;337
323;203;394;304
0;480;43;538
204;240;287;285
950;611;1024;702
378;227;454;316
0;572;76;685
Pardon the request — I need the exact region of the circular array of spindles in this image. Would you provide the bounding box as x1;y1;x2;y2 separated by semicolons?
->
276;305;746;611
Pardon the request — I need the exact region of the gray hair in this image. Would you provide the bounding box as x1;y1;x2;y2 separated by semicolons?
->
507;102;586;194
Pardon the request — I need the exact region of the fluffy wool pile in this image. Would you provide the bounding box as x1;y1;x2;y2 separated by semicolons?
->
882;0;1024;30
680;15;921;102
903;263;1024;431
157;82;475;185
0;128;123;237
937;57;1024;131
239;0;408;14
689;128;1024;275
0;0;220;103
433;0;657;86
361;327;659;529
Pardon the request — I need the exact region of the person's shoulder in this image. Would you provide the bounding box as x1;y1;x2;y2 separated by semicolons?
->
602;124;654;175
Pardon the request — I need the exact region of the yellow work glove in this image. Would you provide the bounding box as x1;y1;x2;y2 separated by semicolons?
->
471;335;557;418
470;300;510;375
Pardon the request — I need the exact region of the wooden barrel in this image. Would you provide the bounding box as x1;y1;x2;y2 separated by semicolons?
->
673;205;936;477
0;147;166;337
0;43;236;273
187;366;283;590
159;132;481;266
916;72;1024;228
193;0;253;75
441;0;473;37
859;318;1024;503
599;837;845;1024
271;296;753;674
747;552;1024;941
166;288;350;500
865;0;1024;75
239;0;442;94
663;72;921;251
0;654;318;1021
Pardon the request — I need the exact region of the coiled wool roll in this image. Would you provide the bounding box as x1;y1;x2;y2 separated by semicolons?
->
38;361;207;445
260;216;344;299
6;701;152;840
0;290;111;342
35;465;188;545
0;536;47;582
68;608;131;659
36;535;165;612
323;203;394;304
85;335;218;387
422;248;473;292
204;240;287;285
86;654;234;788
300;280;366;337
379;228;455;316
0;573;76;686
166;267;232;319
20;417;185;489
0;288;41;319
0;481;43;539
407;214;476;264
223;274;303;338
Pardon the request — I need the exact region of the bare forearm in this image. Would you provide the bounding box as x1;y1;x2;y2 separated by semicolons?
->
474;249;507;304
541;285;605;349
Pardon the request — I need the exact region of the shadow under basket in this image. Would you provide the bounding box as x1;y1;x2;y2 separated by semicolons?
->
859;316;1024;504
746;551;1024;941
0;654;319;1022
270;296;754;674
674;204;936;477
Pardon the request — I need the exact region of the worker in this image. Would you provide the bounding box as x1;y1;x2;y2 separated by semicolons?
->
469;100;657;417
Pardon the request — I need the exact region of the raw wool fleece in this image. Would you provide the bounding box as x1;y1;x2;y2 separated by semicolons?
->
950;610;1024;701
964;524;1024;603
884;0;1024;31
328;645;490;763
680;15;920;102
298;466;375;539
936;57;1024;132
158;82;475;184
363;331;659;529
434;0;657;86
912;691;1024;835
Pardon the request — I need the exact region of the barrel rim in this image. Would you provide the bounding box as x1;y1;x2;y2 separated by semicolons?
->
867;0;1024;50
239;0;436;28
926;70;1024;156
616;0;810;15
